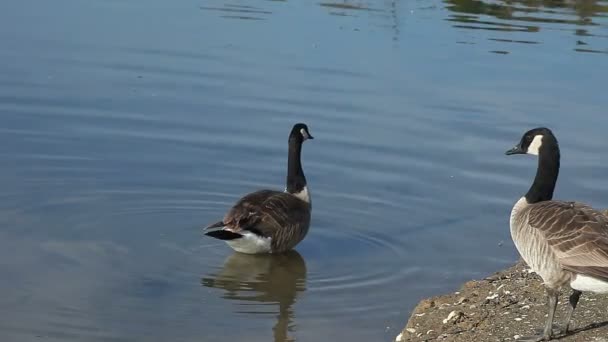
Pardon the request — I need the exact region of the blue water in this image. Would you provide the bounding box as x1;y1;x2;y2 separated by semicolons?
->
1;0;607;341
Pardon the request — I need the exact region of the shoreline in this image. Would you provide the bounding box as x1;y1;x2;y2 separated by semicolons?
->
396;261;608;341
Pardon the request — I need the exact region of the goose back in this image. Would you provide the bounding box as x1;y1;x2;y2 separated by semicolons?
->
223;189;311;253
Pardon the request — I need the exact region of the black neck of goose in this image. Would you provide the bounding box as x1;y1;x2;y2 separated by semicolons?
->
286;138;306;194
525;141;560;204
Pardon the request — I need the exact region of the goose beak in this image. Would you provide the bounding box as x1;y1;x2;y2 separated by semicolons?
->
308;134;314;140
505;145;524;155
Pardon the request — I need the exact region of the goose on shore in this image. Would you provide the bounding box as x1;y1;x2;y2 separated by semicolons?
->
203;123;313;254
506;127;608;341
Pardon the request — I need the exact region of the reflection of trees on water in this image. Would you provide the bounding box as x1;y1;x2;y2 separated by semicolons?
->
201;251;307;342
445;0;608;36
200;0;403;41
318;0;403;41
200;0;607;53
445;0;608;53
199;4;273;20
316;0;607;50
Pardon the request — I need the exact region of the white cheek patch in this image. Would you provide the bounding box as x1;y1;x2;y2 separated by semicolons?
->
527;135;543;155
300;128;310;140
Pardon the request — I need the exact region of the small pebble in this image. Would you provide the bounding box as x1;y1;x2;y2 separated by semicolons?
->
443;310;458;324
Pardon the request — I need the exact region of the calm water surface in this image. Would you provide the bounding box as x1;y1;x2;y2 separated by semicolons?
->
1;0;607;341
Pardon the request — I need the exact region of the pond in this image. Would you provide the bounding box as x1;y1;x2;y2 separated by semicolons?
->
0;0;607;341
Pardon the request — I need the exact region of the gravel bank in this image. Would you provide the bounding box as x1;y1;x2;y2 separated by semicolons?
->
397;261;608;342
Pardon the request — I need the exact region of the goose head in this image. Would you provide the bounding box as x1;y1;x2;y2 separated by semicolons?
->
505;127;557;156
289;123;314;143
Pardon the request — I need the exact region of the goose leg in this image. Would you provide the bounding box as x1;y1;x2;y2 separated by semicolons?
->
518;287;559;342
564;289;582;333
543;288;559;340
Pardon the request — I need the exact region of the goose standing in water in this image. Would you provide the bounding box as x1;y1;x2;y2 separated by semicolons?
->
506;127;608;341
204;123;313;254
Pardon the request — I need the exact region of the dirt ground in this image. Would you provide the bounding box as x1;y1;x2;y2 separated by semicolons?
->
397;261;608;342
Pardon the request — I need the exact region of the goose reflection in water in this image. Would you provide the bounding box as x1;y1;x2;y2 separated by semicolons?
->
201;251;307;342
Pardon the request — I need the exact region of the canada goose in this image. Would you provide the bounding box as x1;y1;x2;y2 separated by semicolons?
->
506;127;608;341
203;123;313;254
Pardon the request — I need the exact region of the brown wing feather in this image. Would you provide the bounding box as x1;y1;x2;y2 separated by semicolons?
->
527;201;608;281
222;189;311;251
222;190;277;232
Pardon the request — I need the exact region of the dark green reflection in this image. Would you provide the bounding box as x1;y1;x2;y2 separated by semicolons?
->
445;0;608;31
445;0;608;53
202;251;307;342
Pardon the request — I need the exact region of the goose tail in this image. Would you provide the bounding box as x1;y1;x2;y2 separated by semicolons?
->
203;221;243;241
